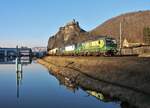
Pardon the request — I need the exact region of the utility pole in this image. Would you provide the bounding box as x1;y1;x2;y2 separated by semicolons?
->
119;22;122;55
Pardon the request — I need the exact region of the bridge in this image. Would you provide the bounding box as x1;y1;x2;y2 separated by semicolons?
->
0;47;32;57
0;47;32;63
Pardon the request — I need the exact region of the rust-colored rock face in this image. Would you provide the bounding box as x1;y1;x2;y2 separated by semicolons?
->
90;10;150;43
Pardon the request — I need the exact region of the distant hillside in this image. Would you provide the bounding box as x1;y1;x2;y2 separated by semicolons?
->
90;10;150;43
47;10;150;51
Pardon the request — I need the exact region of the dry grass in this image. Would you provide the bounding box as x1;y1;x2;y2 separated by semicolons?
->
39;56;150;93
37;56;150;108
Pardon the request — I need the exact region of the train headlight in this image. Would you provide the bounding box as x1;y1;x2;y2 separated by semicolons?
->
112;40;117;44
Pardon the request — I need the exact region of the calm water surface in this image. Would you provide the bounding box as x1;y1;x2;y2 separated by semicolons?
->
0;61;120;108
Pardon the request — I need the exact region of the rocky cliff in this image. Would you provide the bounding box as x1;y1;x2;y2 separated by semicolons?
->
47;20;89;50
48;10;150;51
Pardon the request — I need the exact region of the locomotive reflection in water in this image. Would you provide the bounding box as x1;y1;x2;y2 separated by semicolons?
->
48;72;116;103
0;56;32;98
49;71;146;108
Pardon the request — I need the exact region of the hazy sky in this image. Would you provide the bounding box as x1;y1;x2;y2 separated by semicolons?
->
0;0;149;47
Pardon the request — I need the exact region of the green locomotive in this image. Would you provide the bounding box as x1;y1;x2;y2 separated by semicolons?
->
74;37;117;56
49;36;118;56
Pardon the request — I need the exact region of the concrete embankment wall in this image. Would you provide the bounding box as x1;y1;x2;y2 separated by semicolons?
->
122;46;150;56
37;56;150;108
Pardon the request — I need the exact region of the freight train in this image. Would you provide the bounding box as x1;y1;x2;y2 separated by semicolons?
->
48;36;118;56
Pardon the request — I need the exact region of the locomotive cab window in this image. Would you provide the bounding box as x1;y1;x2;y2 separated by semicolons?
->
106;39;112;45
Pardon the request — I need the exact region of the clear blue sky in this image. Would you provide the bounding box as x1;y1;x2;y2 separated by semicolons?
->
0;0;149;47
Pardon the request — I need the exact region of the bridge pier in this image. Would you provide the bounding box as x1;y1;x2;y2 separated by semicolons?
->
4;50;7;57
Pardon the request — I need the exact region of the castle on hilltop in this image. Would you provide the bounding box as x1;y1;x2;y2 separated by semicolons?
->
58;19;84;41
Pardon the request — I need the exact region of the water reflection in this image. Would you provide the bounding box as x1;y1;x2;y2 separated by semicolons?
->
85;90;137;108
0;56;16;64
0;56;32;64
49;72;117;102
48;71;150;108
0;58;121;108
0;56;32;99
16;68;23;98
52;73;79;93
86;90;113;102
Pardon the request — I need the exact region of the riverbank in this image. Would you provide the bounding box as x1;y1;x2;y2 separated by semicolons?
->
38;56;150;108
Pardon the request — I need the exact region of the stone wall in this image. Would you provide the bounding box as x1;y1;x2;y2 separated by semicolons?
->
121;46;150;55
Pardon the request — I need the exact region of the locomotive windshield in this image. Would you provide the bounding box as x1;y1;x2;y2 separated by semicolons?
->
106;38;117;46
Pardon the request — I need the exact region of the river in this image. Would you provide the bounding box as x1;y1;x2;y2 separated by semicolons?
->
0;57;120;108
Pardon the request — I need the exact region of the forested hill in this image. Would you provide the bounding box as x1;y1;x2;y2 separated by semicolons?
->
47;11;150;50
90;10;150;43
